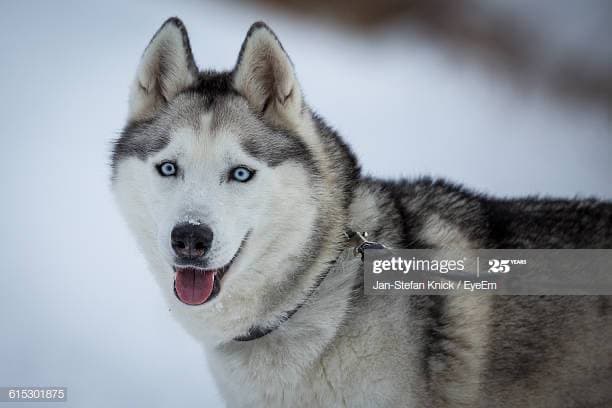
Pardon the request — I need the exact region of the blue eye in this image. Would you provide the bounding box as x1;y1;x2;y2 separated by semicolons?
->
158;161;177;177
231;166;254;182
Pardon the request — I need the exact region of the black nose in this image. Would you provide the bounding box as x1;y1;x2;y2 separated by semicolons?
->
171;223;213;260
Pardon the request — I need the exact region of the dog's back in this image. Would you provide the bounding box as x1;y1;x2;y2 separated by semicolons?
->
354;178;612;407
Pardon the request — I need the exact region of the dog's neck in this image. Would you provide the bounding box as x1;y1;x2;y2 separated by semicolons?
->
232;264;332;341
211;242;361;356
231;229;384;342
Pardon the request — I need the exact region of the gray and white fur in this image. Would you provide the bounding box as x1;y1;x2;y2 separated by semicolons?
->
111;18;612;407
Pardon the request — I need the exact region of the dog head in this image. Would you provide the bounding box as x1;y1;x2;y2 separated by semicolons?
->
111;18;359;342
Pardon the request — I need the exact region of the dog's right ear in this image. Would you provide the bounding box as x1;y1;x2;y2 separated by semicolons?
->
127;18;198;122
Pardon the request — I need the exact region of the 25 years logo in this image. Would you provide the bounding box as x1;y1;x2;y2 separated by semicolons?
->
488;258;527;273
488;259;511;273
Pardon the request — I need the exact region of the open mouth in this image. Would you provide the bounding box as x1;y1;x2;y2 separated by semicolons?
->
173;264;230;306
173;236;247;306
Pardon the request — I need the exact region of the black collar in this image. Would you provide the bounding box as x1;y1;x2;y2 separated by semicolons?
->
233;306;301;341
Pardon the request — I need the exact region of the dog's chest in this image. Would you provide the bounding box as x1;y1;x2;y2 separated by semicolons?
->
211;352;409;408
207;305;418;407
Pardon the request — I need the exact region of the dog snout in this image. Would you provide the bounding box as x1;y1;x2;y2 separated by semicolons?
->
171;223;213;260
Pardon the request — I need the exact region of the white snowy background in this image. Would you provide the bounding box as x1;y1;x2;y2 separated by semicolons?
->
1;0;610;407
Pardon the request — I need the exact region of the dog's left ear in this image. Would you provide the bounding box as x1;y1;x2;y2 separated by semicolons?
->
233;22;303;128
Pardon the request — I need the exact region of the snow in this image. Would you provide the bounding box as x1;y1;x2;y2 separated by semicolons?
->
0;1;610;407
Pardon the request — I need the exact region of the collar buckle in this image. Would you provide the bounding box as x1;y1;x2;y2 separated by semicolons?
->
344;230;387;261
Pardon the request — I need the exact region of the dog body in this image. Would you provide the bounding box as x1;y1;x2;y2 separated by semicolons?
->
112;18;612;407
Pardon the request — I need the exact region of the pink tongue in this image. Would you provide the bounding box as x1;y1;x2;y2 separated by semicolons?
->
174;268;215;305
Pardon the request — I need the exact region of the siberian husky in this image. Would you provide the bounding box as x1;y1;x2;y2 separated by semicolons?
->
111;18;612;407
